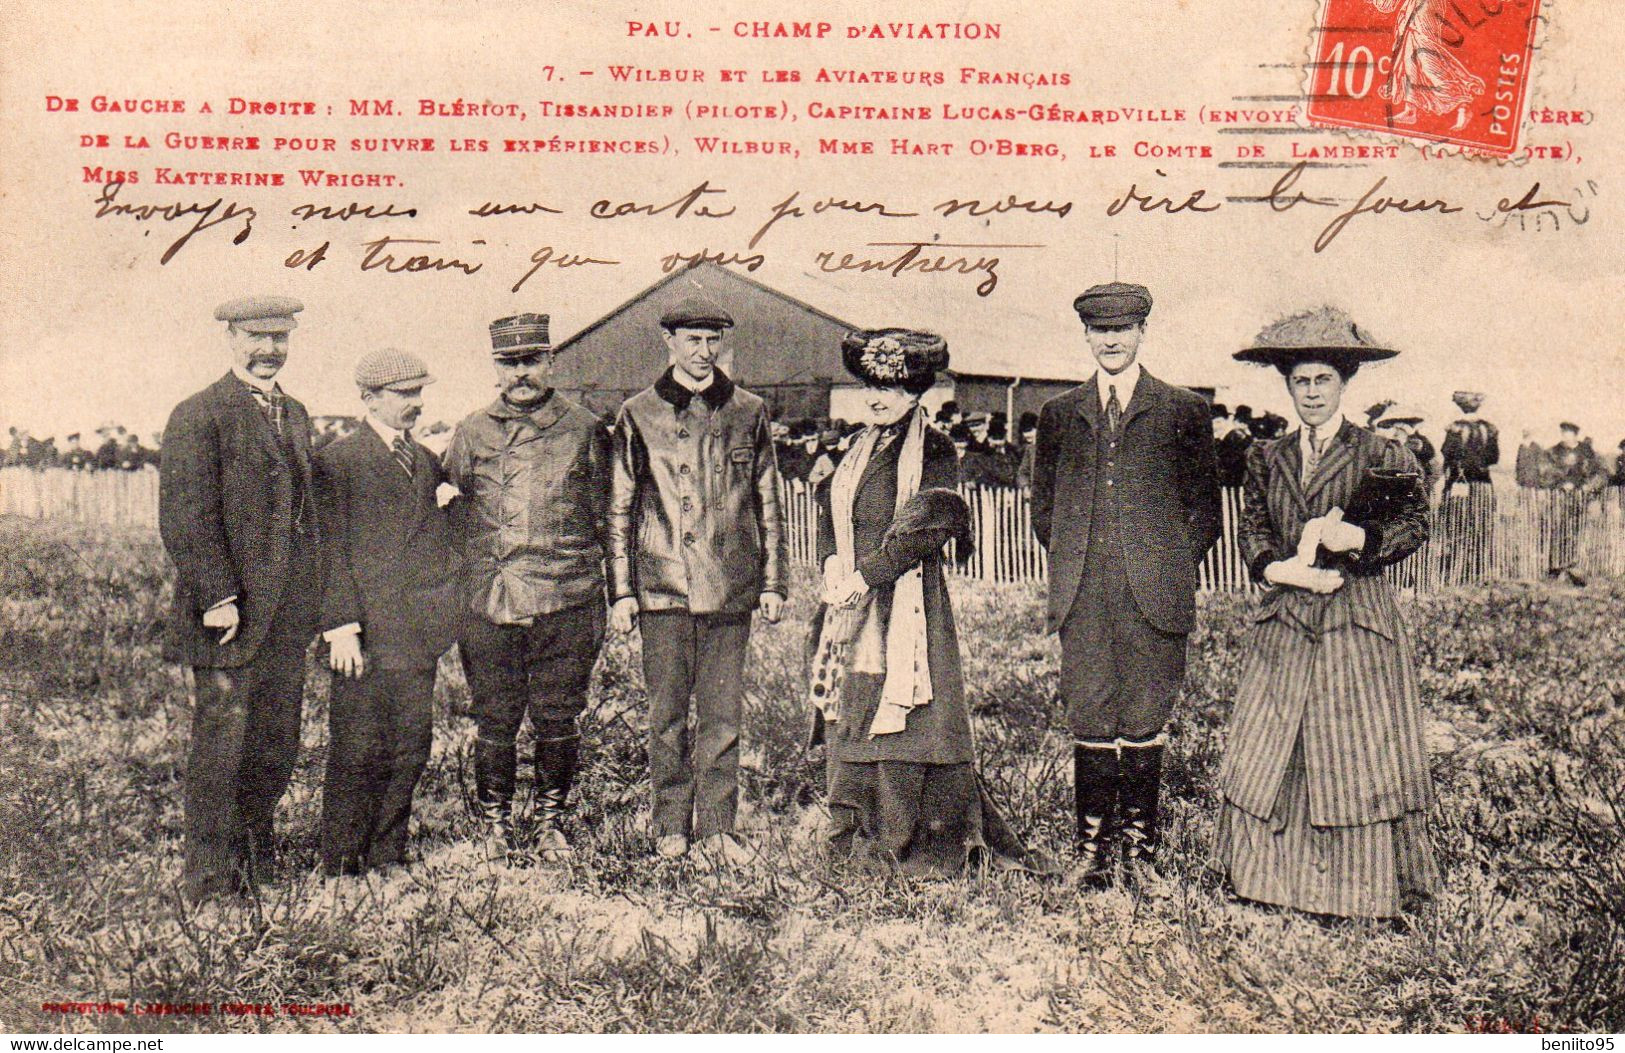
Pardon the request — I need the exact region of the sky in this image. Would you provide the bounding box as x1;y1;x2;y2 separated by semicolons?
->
2;0;1620;454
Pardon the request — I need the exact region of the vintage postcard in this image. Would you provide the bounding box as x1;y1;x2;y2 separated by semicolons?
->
1;0;1620;1038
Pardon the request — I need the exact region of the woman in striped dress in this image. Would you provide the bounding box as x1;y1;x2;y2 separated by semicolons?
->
1213;308;1438;919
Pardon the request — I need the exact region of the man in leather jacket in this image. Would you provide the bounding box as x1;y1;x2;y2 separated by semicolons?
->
608;296;788;865
444;313;612;860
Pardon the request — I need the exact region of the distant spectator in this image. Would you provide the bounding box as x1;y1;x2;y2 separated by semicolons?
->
117;434;151;471
1545;422;1605;586
1211;403;1252;488
1612;439;1625;487
1015;411;1039;489
62;433;91;471
806;427;843;489
1515;430;1556;488
1441;390;1500;489
3;427;23;468
1375;406;1436;496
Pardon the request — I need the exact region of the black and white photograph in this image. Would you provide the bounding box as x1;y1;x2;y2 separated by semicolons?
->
0;0;1621;1039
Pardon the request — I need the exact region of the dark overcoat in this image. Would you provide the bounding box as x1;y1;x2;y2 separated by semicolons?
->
159;372;320;668
1220;420;1435;827
314;424;461;670
1030;370;1221;634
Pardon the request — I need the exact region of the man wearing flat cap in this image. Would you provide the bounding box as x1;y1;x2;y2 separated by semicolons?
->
1030;282;1220;886
159;295;321;901
445;313;612;860
313;349;460;875
608;295;788;866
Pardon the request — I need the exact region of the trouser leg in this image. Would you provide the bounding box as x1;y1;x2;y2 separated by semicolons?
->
460;620;525;822
691;614;751;840
184;667;251;900
523;602;604;826
235;638;306;875
367;667;435;868
641;611;697;839
321;668;388;875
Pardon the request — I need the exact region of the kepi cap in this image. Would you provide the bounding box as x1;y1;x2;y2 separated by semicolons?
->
1073;282;1152;327
489;313;552;359
215;295;304;333
659;296;734;330
355;348;435;392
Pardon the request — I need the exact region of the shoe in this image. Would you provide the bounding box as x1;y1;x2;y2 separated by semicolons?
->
654;833;690;859
534;824;574;863
693;832;755;870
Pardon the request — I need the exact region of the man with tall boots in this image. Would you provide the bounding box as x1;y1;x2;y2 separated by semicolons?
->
445;314;612;860
608;296;788;867
314;349;461;875
1030;283;1221;886
159;295;321;902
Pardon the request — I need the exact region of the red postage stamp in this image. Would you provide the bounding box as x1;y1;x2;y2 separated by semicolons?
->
1305;0;1543;156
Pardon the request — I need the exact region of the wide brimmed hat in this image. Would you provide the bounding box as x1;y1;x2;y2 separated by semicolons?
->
1376;404;1425;427
840;329;949;388
1452;390;1486;412
1234;306;1397;373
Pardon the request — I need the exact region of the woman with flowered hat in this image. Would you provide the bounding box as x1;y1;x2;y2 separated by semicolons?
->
1213;307;1437;919
807;328;1045;876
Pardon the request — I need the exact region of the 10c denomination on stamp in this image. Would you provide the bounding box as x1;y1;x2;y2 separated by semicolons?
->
1305;0;1543;156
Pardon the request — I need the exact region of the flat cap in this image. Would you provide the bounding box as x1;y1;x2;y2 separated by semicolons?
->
659;295;734;330
215;295;304;333
354;348;435;391
489;313;551;359
1073;282;1152;327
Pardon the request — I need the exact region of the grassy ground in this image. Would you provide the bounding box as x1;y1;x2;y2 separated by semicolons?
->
0;517;1620;1034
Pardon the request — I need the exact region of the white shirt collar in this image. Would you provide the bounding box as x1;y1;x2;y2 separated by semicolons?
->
1299;412;1346;455
366;412;407;447
232;364;280;395
670;367;713;394
1094;362;1142;411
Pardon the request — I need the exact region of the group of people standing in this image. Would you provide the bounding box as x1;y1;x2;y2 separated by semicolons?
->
158;285;1443;924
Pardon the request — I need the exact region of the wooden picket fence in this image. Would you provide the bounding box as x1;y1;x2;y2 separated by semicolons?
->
5;467;1624;594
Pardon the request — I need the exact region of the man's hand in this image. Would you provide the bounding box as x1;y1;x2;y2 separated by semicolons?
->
202;600;240;644
611;597;640;634
758;592;784;623
328;630;366;678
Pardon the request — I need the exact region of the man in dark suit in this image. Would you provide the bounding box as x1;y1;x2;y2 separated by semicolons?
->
314;349;460;876
158;295;321;901
1031;282;1220;885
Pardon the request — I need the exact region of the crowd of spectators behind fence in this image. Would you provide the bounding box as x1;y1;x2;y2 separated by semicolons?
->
8;401;1625;495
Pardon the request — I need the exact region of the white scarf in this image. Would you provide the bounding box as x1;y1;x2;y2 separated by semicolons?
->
826;405;933;737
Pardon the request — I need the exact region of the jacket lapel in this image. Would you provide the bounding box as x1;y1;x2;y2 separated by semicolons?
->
1074;376;1102;434
220;373;285;462
1118;369;1160;432
1303;420;1360;503
1271;432;1311;517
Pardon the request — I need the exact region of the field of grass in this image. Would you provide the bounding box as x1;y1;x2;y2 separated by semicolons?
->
0;516;1620;1034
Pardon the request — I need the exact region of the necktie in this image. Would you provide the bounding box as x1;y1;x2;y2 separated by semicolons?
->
250;386;286;437
1106;384;1122;434
1304;424;1322;482
392;431;415;478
